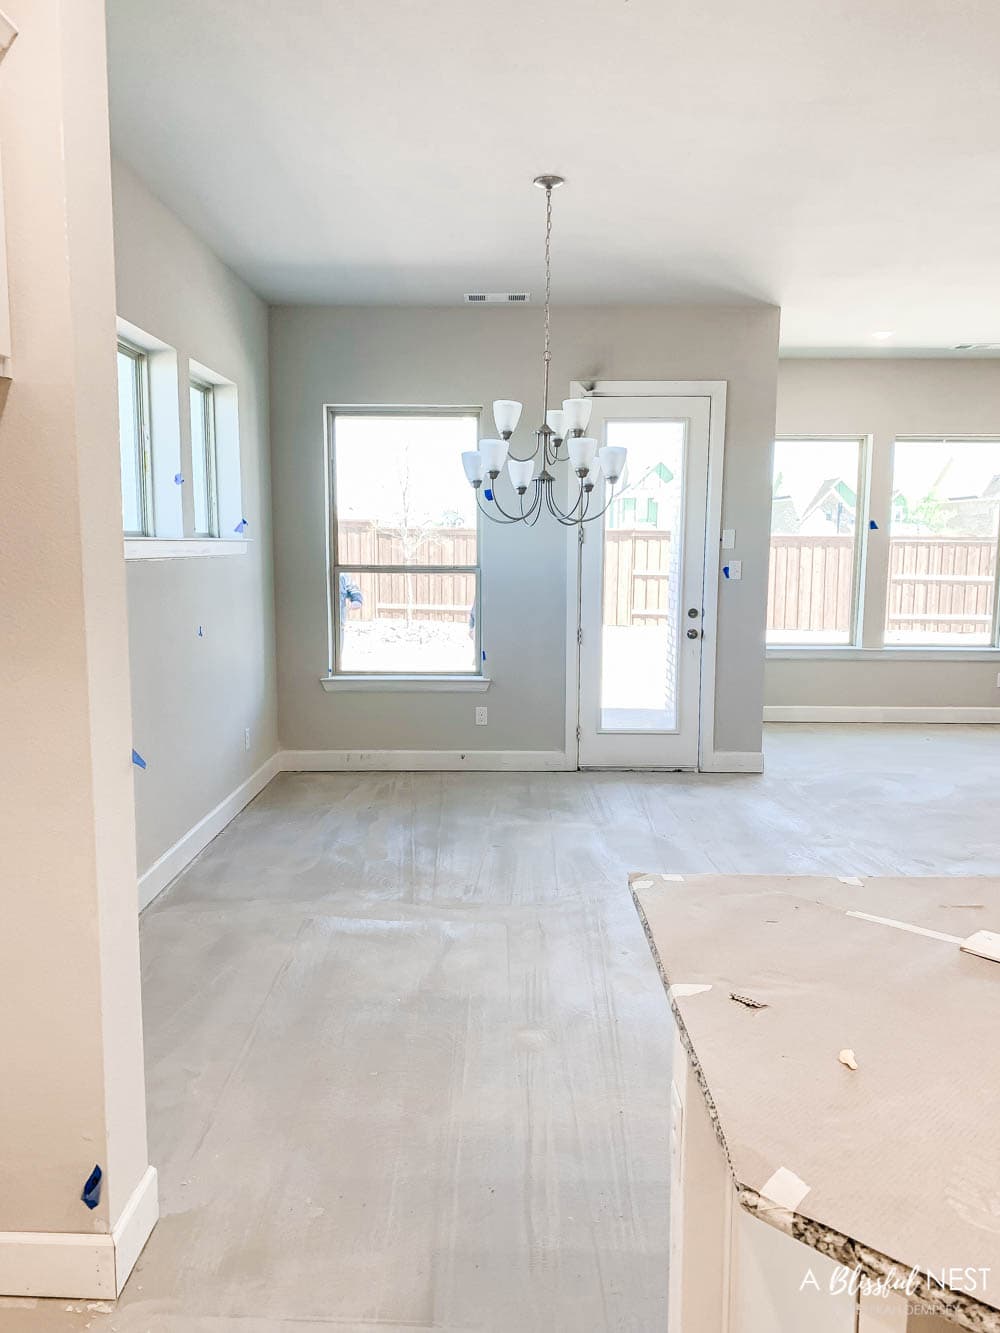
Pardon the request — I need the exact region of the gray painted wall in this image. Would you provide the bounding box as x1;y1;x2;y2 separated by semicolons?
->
112;160;278;873
270;304;780;757
769;358;1000;708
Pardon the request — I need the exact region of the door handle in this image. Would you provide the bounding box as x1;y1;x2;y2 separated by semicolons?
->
686;628;700;640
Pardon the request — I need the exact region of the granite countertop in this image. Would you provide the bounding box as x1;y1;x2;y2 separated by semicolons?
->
630;872;1000;1333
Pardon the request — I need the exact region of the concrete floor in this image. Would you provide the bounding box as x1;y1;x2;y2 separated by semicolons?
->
8;726;1000;1332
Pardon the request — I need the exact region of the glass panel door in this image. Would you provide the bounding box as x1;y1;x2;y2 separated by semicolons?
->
577;395;712;769
600;420;687;732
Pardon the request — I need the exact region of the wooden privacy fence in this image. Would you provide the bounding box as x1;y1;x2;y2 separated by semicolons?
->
768;534;998;636
602;529;673;626
337;521;676;627
768;535;855;635
337;521;476;624
339;522;999;635
887;537;996;635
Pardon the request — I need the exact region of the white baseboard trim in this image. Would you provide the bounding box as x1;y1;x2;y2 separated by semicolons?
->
280;748;574;772
764;705;1000;724
700;750;765;774
138;754;282;911
0;1165;158;1299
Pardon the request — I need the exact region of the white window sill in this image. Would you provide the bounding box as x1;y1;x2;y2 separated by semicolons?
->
125;538;249;560
321;674;491;693
767;646;1000;662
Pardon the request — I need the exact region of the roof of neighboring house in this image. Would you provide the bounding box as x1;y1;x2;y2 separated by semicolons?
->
801;477;857;522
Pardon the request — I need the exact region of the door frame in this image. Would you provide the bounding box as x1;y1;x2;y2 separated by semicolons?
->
564;379;728;771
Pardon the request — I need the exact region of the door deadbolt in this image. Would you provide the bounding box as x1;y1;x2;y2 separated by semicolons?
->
686;628;699;639
687;607;699;618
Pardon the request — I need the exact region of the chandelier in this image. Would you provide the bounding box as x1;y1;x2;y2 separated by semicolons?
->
459;175;627;526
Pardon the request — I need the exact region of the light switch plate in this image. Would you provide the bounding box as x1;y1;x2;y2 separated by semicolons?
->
721;528;736;549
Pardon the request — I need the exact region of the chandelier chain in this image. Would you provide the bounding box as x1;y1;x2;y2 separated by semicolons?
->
541;185;553;431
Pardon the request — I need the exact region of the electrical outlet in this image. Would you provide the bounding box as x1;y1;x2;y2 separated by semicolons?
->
244;727;251;751
996;672;1000;688
475;706;488;726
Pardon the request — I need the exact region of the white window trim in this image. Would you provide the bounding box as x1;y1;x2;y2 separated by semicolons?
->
125;538;249;560
325;404;484;684
117;339;154;537
320;674;491;692
189;377;220;538
767;432;1000;655
881;435;1000;652
766;434;870;651
767;645;1000;662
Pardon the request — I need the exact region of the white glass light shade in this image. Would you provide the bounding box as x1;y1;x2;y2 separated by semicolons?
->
598;445;627;482
462;451;486;484
479;438;508;475
507;458;535;491
546;409;566;439
562;397;592;433
493;400;523;436
568;436;598;473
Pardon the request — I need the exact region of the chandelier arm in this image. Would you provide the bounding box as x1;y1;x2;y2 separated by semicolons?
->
507;438;541;465
486;487;529;522
547;479;586;523
580;479;621;524
544;483;582;527
475;490;524;525
521;483;543;524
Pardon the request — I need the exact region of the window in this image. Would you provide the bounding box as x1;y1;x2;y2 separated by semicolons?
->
329;411;481;675
189;380;219;537
116;341;152;534
767;438;866;645
885;438;1000;646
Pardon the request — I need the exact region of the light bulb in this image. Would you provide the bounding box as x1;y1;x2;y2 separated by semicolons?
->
462;451;486;485
493;400;522;438
598;445;627;483
562;398;592;434
507;458;535;492
568;436;598;474
479;438;508;476
546;409;566;440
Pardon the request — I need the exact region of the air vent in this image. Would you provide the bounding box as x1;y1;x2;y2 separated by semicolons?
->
464;292;530;304
954;342;1000;351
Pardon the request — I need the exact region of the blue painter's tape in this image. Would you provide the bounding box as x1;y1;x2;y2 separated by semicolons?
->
722;565;731;579
234;519;248;535
869;519;879;529
81;1165;102;1210
174;473;184;485
131;748;147;770
482;649;486;662
484;488;493;502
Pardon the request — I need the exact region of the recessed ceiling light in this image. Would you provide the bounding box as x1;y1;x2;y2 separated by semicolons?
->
871;330;895;339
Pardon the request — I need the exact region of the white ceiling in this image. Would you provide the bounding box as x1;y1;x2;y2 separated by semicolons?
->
106;0;1000;350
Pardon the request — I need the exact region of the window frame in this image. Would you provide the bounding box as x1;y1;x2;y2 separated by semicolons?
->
766;434;870;649
189;378;220;538
884;434;1000;651
117;339;154;537
326;405;483;680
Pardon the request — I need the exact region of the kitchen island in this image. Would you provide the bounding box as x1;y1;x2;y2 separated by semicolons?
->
630;872;1000;1333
